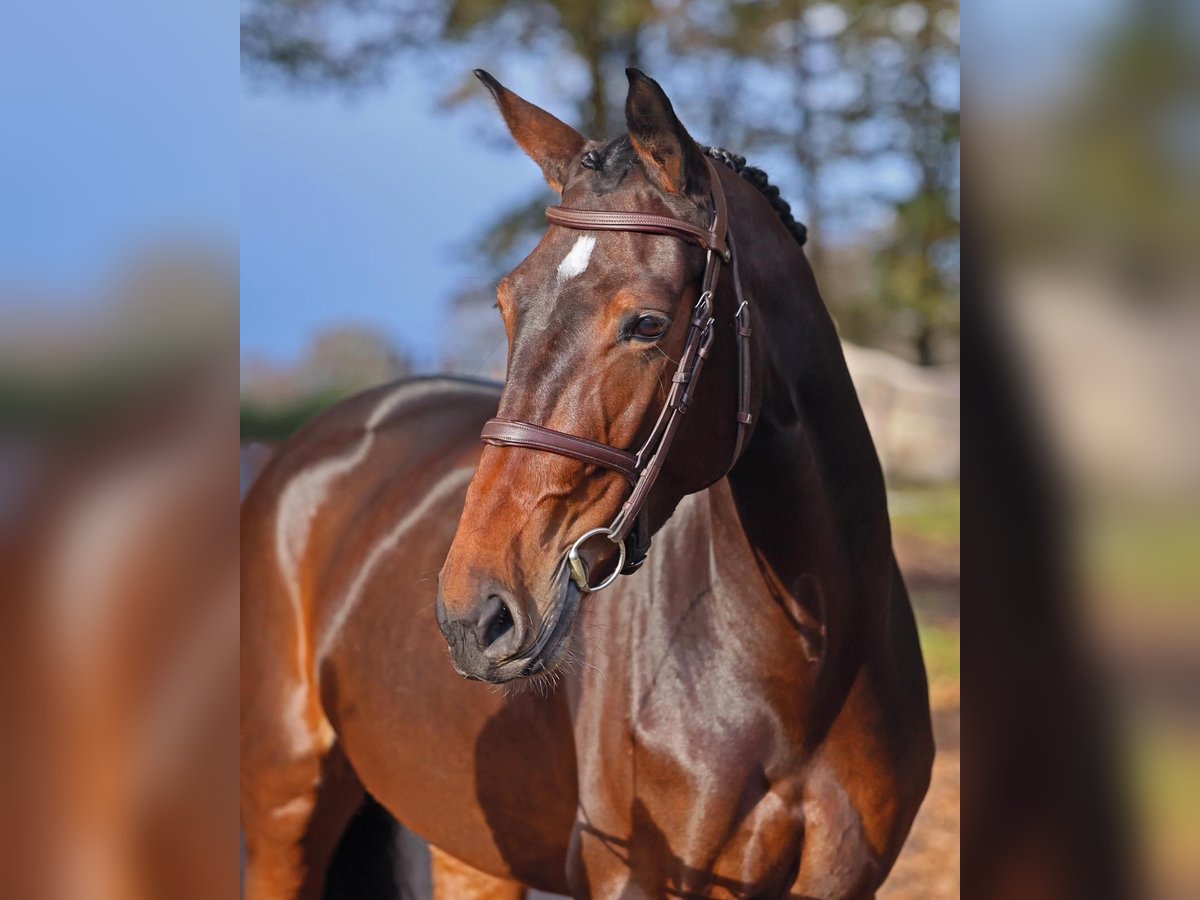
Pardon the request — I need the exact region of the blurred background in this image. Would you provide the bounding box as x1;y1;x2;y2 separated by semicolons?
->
2;0;1198;896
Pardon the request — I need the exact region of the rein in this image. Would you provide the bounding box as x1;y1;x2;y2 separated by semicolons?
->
480;157;753;593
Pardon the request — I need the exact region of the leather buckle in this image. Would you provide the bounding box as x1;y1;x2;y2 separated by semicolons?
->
698;319;716;355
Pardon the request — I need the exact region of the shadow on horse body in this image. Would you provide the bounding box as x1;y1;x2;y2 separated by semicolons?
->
241;69;933;899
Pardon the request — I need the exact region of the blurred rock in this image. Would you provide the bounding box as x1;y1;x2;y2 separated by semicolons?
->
844;343;961;485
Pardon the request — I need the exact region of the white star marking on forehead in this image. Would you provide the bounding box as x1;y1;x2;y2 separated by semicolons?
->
556;235;596;285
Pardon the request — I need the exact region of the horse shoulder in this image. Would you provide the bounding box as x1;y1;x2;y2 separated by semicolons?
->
242;377;496;697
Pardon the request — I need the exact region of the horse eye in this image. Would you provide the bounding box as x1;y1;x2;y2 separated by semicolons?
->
631;314;670;341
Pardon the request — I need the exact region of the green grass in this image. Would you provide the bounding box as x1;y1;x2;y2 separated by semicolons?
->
1134;728;1200;830
889;484;961;546
918;619;960;715
1085;507;1200;611
889;485;960;704
1128;720;1200;884
240;392;343;443
918;621;960;688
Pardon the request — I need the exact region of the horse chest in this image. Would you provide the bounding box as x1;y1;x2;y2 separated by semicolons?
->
568;632;808;895
571;715;806;898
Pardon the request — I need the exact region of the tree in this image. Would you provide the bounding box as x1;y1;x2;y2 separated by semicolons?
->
243;0;960;364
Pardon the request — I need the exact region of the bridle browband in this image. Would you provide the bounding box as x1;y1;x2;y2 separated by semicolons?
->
480;156;753;593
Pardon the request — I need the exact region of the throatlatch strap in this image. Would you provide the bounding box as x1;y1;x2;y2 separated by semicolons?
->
729;229;753;467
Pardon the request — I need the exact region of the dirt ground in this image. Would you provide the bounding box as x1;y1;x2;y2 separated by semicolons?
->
880;526;961;900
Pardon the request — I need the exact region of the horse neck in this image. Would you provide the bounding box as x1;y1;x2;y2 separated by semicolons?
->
721;190;894;649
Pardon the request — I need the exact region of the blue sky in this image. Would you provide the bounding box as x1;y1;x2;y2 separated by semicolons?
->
240;73;539;369
0;0;239;302
0;0;545;370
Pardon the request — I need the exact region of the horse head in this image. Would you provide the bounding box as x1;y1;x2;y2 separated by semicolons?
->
437;70;753;682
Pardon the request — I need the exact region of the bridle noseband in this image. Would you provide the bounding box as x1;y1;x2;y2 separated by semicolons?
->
480;157;753;593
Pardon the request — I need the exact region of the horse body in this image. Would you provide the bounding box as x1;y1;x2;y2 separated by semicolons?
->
242;69;933;899
311;382;581;888
241;379;577;895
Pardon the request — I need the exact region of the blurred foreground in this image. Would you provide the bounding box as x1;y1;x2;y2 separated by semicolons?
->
1;251;240;899
966;1;1200;896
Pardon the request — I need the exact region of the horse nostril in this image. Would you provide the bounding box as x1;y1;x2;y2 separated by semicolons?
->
481;596;514;650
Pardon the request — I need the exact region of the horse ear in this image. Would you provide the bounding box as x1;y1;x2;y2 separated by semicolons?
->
624;68;707;197
474;70;588;193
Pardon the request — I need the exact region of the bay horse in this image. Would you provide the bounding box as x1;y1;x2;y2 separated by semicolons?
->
241;68;933;899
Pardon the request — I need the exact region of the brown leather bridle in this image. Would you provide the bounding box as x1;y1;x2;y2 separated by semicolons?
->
480;157;753;592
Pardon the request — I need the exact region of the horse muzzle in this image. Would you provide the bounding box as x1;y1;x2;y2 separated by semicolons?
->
435;572;581;683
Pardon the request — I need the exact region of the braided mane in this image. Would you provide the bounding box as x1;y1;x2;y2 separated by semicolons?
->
703;146;808;247
579;136;807;247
